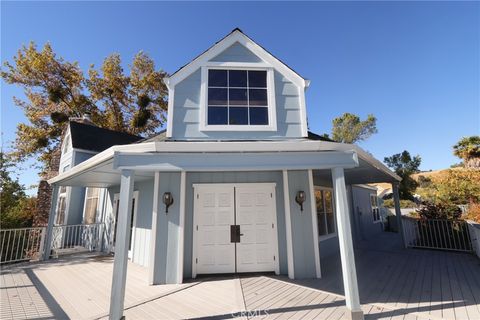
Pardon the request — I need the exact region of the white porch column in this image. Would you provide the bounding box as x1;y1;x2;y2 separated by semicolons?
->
392;183;406;248
148;172;160;285
176;171;186;284
282;170;295;279
42;184;59;260
307;169;322;278
109;169;135;320
331;167;364;320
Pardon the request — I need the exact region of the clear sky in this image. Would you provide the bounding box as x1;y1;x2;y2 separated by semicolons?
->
1;1;479;194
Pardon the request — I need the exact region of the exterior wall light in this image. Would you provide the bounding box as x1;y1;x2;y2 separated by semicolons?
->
295;191;306;211
163;192;174;214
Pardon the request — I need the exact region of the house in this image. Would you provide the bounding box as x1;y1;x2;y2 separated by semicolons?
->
46;28;403;320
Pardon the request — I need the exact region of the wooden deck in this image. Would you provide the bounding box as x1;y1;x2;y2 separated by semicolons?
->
1;232;479;320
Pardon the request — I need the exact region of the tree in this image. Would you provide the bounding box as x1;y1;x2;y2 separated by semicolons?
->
1;42;168;174
0;153;37;228
330;113;377;144
416;169;480;205
453;136;480;168
384;150;422;200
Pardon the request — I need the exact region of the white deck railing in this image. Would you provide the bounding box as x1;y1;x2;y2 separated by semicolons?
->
0;223;105;264
0;227;46;264
50;223;104;256
466;220;480;258
402;216;473;252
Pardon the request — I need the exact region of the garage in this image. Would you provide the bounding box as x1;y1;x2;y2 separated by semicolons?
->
192;183;279;276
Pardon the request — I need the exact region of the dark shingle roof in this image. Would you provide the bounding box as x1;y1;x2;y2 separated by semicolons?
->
69;121;142;152
307;131;335;142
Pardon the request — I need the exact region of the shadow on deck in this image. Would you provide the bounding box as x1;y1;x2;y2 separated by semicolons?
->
292;232;480;320
1;232;479;320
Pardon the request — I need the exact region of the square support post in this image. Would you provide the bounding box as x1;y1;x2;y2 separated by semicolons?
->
109;170;135;320
331;167;364;320
392;183;406;248
148;172;160;285
42;184;59;261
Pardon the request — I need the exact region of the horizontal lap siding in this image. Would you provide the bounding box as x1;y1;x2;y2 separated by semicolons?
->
352;186;383;240
104;179;154;267
183;171;287;278
287;170;316;279
171;47;304;140
209;42;263;63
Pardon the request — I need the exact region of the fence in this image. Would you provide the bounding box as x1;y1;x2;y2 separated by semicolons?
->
0;223;104;264
0;227;46;264
402;216;473;252
466;220;480;258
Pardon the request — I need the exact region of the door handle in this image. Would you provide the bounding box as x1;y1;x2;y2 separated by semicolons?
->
230;225;242;243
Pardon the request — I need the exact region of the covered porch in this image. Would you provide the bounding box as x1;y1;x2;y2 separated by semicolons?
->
46;139;403;320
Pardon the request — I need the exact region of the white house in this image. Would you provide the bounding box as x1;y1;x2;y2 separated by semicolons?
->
47;28;403;320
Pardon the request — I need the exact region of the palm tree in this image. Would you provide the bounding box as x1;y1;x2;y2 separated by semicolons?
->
453;136;480;168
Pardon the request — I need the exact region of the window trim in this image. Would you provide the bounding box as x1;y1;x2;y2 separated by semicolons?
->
314;186;337;241
370;194;381;223
199;65;277;132
83;187;101;224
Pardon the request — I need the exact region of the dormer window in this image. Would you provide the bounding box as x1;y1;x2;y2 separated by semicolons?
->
200;67;277;131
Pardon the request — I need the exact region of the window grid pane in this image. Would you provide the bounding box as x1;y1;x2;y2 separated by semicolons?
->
207;69;268;126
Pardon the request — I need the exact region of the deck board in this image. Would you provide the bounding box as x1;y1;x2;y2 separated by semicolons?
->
1;232;479;320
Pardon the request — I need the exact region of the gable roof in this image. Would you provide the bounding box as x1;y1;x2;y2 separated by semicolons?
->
69;121;142;152
165;28;309;89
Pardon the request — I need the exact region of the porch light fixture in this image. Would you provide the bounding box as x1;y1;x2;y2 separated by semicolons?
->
163;192;174;214
295;191;306;212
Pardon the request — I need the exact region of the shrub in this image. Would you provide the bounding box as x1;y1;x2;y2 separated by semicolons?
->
416;201;462;220
464;202;480;223
417;169;480;205
382;198;416;208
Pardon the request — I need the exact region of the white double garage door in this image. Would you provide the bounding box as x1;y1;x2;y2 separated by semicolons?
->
192;183;279;277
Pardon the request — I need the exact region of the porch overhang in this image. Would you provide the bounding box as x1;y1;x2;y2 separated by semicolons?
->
112;151;358;172
47;140;400;187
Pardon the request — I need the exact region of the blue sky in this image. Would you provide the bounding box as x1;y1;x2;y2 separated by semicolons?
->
1;1;479;194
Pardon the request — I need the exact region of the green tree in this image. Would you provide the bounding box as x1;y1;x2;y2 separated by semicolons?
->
330;113;377;144
416;169;480;205
0;153;36;228
453;136;480;168
384;151;422;200
1;42;168;173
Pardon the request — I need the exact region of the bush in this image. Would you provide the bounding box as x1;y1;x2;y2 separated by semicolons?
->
382;198;416;208
464;202;480;223
416;169;480;205
416;201;462;220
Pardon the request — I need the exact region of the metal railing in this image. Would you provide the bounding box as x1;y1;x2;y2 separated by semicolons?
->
0;223;105;264
51;223;104;256
0;227;46;264
402;216;473;252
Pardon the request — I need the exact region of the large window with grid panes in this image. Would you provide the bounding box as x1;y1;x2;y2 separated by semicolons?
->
315;186;336;238
205;68;275;130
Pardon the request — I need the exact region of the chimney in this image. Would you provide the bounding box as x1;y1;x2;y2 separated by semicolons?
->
70;112;94;125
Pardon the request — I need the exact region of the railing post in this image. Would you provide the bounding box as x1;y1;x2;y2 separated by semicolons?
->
38;227;47;261
43;184;59;260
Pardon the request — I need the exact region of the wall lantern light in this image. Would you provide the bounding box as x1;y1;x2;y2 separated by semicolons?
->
163;192;174;214
295;191;306;212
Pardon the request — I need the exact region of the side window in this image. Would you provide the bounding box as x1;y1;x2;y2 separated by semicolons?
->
84;188;100;224
55;186;68;225
315;187;336;238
